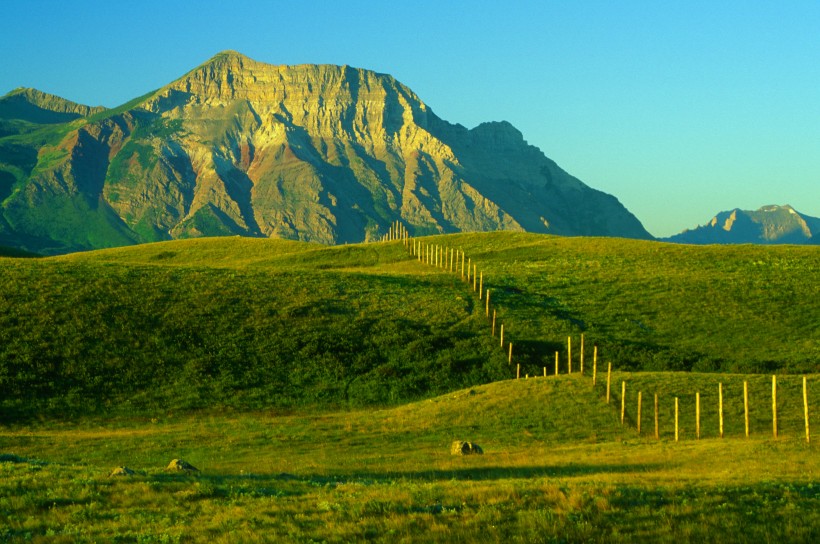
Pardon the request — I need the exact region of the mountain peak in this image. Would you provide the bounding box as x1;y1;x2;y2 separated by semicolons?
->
0;87;106;124
200;50;255;68
1;51;653;253
667;205;819;245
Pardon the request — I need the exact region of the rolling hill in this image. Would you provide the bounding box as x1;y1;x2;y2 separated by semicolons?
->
1;232;817;420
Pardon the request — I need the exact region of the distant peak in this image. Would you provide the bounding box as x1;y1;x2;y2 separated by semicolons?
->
469;121;524;145
211;50;252;61
201;50;256;68
0;87;106;120
668;204;818;244
759;204;794;213
4;87;32;97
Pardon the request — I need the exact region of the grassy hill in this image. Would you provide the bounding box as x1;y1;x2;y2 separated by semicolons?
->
447;232;818;374
1;232;818;541
0;237;508;419
0;233;818;420
1;375;817;542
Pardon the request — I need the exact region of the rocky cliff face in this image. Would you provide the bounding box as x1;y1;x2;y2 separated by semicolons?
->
0;51;651;254
665;205;819;245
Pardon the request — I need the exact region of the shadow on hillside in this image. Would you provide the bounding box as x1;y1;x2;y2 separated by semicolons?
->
306;463;664;483
155;462;664;486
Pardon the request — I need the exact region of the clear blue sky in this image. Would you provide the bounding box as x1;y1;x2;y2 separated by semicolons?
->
3;1;819;237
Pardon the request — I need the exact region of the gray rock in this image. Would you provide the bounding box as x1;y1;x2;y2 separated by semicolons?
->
451;441;484;455
109;466;136;477
166;459;199;472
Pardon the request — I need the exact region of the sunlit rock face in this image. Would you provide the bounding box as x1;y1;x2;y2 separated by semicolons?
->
0;51;651;253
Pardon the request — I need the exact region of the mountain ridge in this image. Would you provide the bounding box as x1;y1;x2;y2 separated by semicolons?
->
1;51;651;254
665;204;819;245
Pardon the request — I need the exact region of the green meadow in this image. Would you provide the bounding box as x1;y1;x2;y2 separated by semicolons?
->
1;233;818;542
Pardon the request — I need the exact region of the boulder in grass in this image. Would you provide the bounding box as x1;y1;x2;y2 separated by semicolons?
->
109;466;136;477
450;441;483;455
166;459;199;472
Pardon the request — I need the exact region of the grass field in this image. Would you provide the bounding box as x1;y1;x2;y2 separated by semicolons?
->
1;375;817;542
1;233;818;541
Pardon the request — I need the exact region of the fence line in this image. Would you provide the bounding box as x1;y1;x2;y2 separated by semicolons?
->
388;232;814;444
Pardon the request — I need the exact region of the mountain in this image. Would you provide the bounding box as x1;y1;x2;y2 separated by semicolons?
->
0;51;651;254
665;205;820;245
0;87;106;132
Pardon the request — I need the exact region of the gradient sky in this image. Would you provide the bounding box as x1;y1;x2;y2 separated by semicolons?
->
2;1;818;237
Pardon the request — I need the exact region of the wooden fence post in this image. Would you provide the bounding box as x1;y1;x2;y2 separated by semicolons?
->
499;324;504;347
592;345;598;386
772;375;778;439
606;363;612;403
509;342;513;365
473;264;477;291
637;391;642;434
580;333;584;375
543;367;547;378
744;381;750;438
654;393;659;440
719;383;724;439
479;272;483;299
516;363;520;379
568;337;572;374
492;309;496;336
805;376;811;444
467;258;471;283
450;248;454;272
696;392;701;440
485;289;490;317
461;250;465;279
555;351;559;376
675;397;679;442
621;381;626;425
